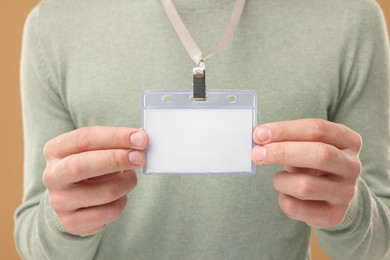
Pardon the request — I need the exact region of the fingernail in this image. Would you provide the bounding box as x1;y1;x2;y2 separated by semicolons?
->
255;146;267;162
130;132;145;148
129;151;143;166
257;127;271;142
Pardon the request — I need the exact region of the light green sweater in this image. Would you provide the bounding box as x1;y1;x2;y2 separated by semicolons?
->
15;0;390;259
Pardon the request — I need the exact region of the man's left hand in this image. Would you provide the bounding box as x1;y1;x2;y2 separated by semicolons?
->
252;118;362;229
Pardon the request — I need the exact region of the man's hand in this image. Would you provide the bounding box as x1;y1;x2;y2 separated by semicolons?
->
252;119;362;229
42;126;148;236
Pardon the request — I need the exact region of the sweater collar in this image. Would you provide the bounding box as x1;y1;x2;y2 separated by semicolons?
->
172;0;236;11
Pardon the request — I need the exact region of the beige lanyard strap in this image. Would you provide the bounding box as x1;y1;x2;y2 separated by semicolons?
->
160;0;246;65
160;0;246;100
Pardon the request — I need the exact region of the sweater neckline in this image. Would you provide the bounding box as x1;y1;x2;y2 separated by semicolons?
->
172;0;236;11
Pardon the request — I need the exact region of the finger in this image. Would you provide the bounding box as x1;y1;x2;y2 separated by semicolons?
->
44;127;148;159
51;149;144;186
278;194;346;229
273;171;354;205
253;119;362;152
50;171;137;212
252;142;360;178
60;196;128;237
284;166;328;177
87;171;122;181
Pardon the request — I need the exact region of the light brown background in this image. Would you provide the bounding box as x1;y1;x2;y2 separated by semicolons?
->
1;1;390;259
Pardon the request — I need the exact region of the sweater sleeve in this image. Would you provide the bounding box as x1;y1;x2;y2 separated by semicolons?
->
14;5;103;259
316;1;390;259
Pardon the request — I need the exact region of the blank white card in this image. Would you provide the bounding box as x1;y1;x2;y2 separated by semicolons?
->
143;90;257;175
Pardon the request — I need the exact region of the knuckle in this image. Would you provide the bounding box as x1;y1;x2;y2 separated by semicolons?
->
43;141;54;159
315;145;333;165
328;207;345;227
341;127;362;151
350;131;363;151
340;183;356;203
129;172;138;188
344;154;362;180
350;158;362;177
279;195;297;219
73;127;93;151
296;177;315;199
59;214;77;234
43;164;63;188
123;171;138;192
105;198;126;221
61;157;82;182
308;119;327;140
48;193;65;212
108;150;127;169
99;185;120;204
44;138;62;159
42;167;53;188
111;128;123;147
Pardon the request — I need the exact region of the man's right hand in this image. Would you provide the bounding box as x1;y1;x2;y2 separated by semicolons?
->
42;126;148;237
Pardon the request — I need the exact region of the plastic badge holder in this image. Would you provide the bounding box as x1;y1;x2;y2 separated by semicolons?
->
143;90;257;175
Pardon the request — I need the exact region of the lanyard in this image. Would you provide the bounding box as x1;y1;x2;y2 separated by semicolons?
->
160;0;246;100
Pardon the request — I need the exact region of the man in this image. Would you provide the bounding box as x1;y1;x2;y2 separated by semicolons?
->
15;0;390;259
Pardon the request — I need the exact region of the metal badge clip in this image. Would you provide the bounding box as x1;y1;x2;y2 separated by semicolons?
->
193;61;206;101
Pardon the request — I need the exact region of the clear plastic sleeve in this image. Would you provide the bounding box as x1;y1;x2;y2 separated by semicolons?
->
143;90;257;175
